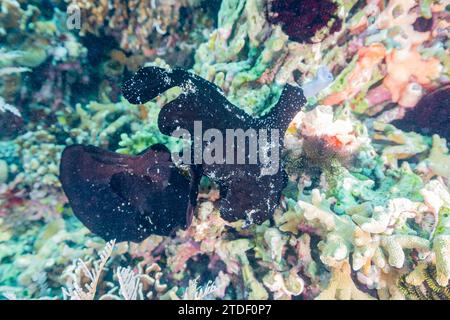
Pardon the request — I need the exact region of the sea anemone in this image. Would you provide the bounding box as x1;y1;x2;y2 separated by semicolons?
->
266;0;342;43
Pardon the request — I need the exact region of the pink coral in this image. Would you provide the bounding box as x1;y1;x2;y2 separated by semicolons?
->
383;49;441;107
366;84;392;107
323;43;387;106
167;241;202;273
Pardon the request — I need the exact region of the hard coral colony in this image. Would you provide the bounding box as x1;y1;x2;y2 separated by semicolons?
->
0;0;449;302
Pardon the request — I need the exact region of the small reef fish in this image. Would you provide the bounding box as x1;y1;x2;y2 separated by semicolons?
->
302;65;334;99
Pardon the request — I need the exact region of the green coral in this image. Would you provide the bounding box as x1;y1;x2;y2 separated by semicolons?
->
327;161;424;215
115;98;185;155
193;0;292;116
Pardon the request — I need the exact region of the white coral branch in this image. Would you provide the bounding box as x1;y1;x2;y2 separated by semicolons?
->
0;66;31;77
62;239;116;300
0;96;21;117
116;267;141;300
182;277;217;300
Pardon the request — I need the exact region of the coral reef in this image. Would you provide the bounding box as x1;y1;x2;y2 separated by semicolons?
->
0;0;449;301
70;0;215;66
192;0;360;115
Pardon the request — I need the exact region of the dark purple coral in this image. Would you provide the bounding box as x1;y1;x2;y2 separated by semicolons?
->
59;144;197;242
391;85;450;141
413;17;433;32
0;111;23;140
123;67;306;224
266;0;342;43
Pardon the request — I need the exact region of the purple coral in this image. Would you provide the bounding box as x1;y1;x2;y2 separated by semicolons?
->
391;85;450;141
266;0;342;43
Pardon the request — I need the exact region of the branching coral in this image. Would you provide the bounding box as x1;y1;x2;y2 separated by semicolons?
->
397;262;450;300
294;190;430;273
64;99;142;148
1;0;449;302
422;181;450;287
63;239;115;300
276;163;450;299
316;261;374;300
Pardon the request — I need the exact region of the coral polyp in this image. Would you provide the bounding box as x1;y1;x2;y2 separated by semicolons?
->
266;0;342;43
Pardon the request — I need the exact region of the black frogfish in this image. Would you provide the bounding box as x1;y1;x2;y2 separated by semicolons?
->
59;67;306;242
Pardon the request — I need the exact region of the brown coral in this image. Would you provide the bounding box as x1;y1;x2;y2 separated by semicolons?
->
70;0;210;62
